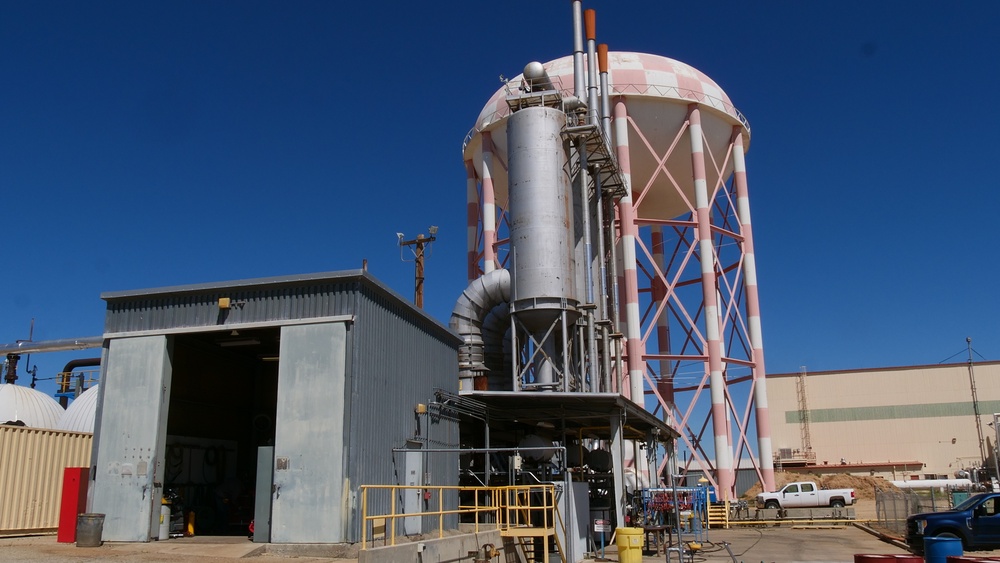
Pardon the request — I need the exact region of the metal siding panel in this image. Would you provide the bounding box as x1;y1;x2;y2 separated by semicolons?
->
271;322;348;543
344;287;460;541
91;335;172;542
102;275;459;348
0;427;93;533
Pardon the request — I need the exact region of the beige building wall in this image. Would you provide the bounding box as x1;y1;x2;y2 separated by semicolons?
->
0;425;92;534
766;361;1000;479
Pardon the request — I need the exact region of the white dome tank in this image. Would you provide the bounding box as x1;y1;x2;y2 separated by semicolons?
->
0;383;64;429
57;384;99;433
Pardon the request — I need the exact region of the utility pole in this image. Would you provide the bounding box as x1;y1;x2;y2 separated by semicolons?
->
398;226;438;309
968;337;987;465
796;366;813;460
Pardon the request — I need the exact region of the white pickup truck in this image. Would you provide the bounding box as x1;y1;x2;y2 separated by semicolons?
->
755;481;855;509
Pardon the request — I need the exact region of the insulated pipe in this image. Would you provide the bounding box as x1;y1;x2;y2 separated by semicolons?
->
0;336;103;356
59;357;101;408
733;129;776;492
62;357;101;374
481;302;511;390
584;9;599;125
594;172;612;392
689;104;734;500
450;269;512;390
613;97;645;405
571;1;585;100
481;131;498;275
576;139;597;390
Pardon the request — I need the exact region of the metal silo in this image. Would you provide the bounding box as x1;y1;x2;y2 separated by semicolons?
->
454;3;773;501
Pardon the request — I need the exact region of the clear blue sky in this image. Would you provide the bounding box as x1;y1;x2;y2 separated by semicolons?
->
2;1;998;399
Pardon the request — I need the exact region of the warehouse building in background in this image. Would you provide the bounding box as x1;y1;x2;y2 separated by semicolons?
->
765;361;1000;481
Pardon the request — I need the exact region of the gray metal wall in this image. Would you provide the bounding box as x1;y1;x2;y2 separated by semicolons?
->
91;335;172;541
345;283;460;541
102;271;456;347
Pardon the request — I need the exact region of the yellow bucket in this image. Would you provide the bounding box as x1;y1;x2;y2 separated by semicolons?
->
614;527;643;563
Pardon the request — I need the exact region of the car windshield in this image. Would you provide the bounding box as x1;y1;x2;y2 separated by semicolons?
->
954;494;988;512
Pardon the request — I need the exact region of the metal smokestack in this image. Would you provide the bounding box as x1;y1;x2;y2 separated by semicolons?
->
598;44;612;141
571;1;585;100
584;9;599;125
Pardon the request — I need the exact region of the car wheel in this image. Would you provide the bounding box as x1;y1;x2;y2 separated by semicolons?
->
831;500;845;508
765;500;779;510
936;531;966;548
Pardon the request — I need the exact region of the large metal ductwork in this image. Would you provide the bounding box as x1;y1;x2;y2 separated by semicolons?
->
450;268;511;391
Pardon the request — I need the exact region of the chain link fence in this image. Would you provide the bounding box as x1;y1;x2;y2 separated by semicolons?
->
875;488;969;536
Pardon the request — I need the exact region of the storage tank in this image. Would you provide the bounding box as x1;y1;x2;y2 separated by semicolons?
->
507;105;579;331
0;383;64;429
461;49;773;500
467;52;747;221
57;384;99;433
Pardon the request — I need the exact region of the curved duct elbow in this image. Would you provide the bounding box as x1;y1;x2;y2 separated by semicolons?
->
450;269;511;385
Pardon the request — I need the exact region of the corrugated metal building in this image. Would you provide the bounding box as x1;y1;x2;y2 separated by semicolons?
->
766;361;1000;479
0;426;92;534
90;270;461;543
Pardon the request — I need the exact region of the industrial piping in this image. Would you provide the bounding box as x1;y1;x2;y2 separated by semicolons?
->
0;336;103;355
449;268;511;390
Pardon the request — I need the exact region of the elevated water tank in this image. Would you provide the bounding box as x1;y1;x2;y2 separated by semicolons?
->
465;51;747;222
0;383;64;428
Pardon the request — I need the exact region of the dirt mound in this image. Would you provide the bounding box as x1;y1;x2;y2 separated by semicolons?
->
741;471;901;500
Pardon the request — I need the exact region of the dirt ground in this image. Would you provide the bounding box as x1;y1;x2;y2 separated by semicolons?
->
743;472;901;501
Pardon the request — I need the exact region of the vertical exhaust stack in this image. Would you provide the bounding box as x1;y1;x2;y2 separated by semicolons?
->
571;0;586;100
584;9;599;125
598;44;612;141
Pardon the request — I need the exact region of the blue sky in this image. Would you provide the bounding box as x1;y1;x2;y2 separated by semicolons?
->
2;0;998;399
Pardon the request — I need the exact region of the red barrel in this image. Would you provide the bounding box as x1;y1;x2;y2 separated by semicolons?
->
855;557;895;563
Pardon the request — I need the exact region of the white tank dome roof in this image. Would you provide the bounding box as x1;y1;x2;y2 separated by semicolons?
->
473;51;746;139
0;383;64;429
57;384;99;433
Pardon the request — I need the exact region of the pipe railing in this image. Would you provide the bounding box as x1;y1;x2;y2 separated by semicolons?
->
463;82;750;154
359;483;558;550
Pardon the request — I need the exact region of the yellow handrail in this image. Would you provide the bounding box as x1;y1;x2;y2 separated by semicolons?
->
360;484;559;550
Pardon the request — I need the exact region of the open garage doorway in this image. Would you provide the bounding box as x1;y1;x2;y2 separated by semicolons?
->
164;327;279;537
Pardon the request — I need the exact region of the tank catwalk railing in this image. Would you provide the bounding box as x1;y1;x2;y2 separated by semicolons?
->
463;83;749;152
